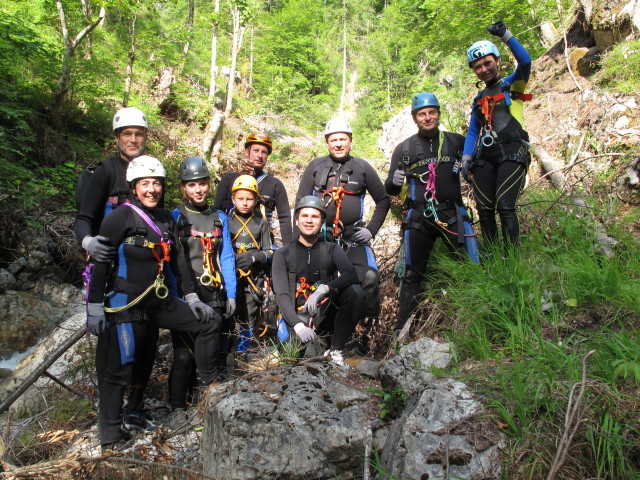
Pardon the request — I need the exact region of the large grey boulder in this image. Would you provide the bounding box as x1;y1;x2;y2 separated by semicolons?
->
379;337;452;396
380;379;503;480
201;362;377;480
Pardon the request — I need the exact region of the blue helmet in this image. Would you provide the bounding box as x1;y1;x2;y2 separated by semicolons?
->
467;40;500;65
411;92;440;113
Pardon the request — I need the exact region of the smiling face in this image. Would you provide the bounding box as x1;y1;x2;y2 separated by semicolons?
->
326;132;352;162
133;177;163;208
115;126;147;161
296;207;323;238
232;189;258;215
471;55;500;85
183;178;210;207
412;106;440;136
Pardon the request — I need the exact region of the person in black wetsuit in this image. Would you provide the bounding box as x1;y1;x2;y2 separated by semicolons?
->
213;132;292;245
385;92;478;333
169;156;237;414
461;21;532;248
85;155;217;450
272;196;364;366
295;118;390;323
75;107;159;433
75;107;150;262
227;175;274;356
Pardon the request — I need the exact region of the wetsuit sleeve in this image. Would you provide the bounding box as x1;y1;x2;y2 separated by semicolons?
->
271;246;300;327
463;110;481;157
295;159;319;205
385;143;406;196
274;178;292;244
326;243;358;291
505;36;531;84
74;162;110;243
213;174;232;212
260;218;275;261
218;212;237;299
363;161;391;236
86;207;132;304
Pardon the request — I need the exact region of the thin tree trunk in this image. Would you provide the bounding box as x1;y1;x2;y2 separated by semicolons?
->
50;1;105;128
123;14;137;107
208;0;220;99
183;0;195;55
339;2;347;115
247;25;254;99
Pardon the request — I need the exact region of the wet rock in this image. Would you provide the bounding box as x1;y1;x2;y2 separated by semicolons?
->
7;257;27;276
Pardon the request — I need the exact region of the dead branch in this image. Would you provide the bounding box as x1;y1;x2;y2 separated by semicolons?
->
96;455;218;479
546;350;596;480
529;134;568;191
0;328;87;415
556;0;582;92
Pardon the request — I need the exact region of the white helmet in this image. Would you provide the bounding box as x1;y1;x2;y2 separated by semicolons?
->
113;107;148;132
126;155;166;183
324;117;352;138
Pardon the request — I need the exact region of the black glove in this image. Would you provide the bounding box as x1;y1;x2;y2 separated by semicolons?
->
235;252;256;270
487;21;512;41
185;293;214;323
461;155;473;183
392;169;406;187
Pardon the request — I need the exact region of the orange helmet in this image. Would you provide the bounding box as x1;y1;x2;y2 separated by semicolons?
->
244;132;273;154
232;174;260;197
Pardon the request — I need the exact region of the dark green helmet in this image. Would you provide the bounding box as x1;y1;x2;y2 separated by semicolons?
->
179;156;210;182
295;195;326;217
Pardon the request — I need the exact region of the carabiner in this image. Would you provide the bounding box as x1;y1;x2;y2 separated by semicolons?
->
481;125;496;147
154;275;169;299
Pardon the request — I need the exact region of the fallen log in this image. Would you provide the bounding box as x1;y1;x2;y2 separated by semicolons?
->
0;327;87;416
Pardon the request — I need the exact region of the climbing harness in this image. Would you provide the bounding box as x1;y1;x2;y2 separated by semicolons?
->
322;185;357;239
105;204;173;313
475;86;533;148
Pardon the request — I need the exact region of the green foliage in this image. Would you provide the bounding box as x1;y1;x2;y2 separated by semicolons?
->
367;385;407;420
597;40;640;93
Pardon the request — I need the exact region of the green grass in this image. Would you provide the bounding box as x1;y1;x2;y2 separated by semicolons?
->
416;190;640;479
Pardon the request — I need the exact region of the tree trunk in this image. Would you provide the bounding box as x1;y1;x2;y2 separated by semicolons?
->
123;14;137;107
208;0;221;99
50;1;105;129
247;26;254;99
183;0;195;56
339;3;347;115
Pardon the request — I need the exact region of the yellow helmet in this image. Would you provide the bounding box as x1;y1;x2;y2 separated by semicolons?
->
244;132;273;154
232;174;260;196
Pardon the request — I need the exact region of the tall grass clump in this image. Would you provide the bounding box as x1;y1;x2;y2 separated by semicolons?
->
418;189;640;478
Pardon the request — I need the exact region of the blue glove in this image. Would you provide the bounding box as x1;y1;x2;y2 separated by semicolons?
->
86;302;106;335
293;323;316;343
392;169;406;187
351;227;373;245
82;235;115;263
226;298;236;317
304;284;330;315
185;293;214;323
461;155;473;183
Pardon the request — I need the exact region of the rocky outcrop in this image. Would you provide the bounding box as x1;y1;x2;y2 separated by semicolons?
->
377;106;417;160
201;338;505;480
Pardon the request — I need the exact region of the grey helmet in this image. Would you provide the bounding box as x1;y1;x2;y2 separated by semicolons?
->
179;156;210;181
295;195;326;217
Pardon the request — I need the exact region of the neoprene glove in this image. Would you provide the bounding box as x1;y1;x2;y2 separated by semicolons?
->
185;293;214;323
86;302;106;335
293;322;316;343
487;21;512;42
392;169;406;187
235;252;253;270
226;298;236;317
304;284;330;315
351;227;373;245
82;235;115;263
461;155;473;183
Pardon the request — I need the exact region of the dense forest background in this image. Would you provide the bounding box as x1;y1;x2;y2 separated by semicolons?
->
2;0;640;478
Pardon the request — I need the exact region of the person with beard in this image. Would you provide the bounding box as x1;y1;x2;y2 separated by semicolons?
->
213;132;292;245
385;92;478;333
271;196;364;366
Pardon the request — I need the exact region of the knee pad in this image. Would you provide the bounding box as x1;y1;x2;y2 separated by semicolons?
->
404;267;423;285
173;347;194;367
